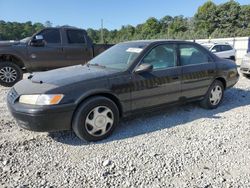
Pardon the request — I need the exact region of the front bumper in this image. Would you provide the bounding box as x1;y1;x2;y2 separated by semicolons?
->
240;60;250;75
7;95;75;132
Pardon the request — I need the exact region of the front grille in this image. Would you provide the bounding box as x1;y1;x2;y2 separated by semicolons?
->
240;68;249;72
7;88;19;104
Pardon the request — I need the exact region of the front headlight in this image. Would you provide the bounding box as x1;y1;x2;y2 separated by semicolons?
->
19;94;64;105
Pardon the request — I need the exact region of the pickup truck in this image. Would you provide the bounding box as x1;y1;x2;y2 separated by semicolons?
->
0;26;113;87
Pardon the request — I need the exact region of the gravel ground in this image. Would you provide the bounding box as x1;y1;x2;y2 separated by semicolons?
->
0;74;250;188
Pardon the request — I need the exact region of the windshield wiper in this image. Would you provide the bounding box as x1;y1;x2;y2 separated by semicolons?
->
88;63;106;68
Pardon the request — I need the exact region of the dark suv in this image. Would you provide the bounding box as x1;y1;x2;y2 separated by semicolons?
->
0;26;112;87
7;40;239;141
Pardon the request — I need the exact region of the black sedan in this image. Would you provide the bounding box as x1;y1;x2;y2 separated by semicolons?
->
7;40;239;141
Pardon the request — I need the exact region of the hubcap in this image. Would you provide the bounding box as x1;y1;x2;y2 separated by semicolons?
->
0;67;17;83
210;85;223;106
85;106;114;137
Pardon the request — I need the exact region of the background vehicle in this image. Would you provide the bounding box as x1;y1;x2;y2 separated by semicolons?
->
7;40;239;142
201;42;236;61
240;52;250;77
0;26;113;87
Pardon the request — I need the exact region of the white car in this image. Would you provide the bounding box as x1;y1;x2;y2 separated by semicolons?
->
201;43;236;61
240;53;250;77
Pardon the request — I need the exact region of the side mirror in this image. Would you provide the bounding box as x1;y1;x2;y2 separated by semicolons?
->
134;63;153;74
30;35;45;47
35;35;44;40
211;49;217;53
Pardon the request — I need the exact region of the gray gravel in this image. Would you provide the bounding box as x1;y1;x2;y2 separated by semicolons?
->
0;74;250;188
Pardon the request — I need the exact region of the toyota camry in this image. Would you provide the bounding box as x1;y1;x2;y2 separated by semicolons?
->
7;40;239;141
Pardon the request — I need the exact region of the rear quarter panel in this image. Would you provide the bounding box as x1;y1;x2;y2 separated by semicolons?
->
215;59;239;88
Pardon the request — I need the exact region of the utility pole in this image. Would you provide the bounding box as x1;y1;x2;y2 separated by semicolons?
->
101;19;104;43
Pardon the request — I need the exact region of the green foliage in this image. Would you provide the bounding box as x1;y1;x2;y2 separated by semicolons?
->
0;1;249;43
90;0;250;43
0;21;45;40
168;16;188;38
194;1;217;37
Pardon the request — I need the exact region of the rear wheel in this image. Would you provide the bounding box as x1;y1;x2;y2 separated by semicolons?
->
72;96;119;141
0;62;23;87
200;80;224;109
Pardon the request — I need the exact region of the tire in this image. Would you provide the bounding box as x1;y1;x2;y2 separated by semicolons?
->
200;80;224;109
72;96;119;142
0;62;23;87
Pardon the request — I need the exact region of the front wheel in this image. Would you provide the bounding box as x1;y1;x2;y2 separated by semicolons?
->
0;62;23;87
200;80;224;109
72;96;119;142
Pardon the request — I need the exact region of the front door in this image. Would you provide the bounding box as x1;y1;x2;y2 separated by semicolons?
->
27;28;65;71
131;43;181;111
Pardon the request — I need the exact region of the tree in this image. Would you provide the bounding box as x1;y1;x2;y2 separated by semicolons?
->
87;28;100;43
160;15;173;34
140;17;161;39
168;16;188;38
44;21;53;27
216;0;241;37
194;1;217;37
239;5;250;29
0;1;250;42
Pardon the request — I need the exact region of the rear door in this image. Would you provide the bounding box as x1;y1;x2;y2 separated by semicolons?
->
27;28;64;70
63;29;92;66
131;43;182;111
179;43;216;99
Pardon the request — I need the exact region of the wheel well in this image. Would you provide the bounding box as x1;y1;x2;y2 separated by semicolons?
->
77;93;123;117
0;54;25;69
230;56;235;61
216;77;226;89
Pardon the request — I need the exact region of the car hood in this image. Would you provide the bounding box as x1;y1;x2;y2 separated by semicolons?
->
0;40;20;47
30;65;120;86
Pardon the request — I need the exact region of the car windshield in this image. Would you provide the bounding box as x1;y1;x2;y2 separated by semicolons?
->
89;43;148;70
20;37;31;43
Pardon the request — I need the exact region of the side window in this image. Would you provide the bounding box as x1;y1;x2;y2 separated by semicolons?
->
211;45;221;52
180;44;210;66
221;45;233;51
142;44;176;70
67;30;86;44
40;29;61;44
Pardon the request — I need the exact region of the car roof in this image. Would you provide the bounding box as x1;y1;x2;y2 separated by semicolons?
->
201;42;231;46
120;39;196;46
43;26;87;34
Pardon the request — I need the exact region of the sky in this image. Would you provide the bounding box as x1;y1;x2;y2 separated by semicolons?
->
0;0;249;30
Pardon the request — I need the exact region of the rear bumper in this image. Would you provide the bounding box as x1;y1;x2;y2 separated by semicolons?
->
7;101;75;132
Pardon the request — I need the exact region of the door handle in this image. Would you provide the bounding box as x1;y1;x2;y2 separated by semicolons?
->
208;70;215;74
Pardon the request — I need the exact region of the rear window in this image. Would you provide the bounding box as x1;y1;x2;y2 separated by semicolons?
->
67;30;86;44
221;45;233;51
180;44;209;66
